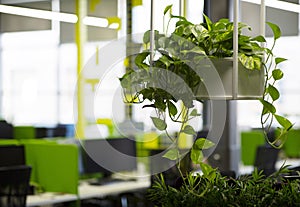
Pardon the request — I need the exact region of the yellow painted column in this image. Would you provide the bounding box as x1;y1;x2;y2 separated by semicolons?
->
179;0;186;17
179;0;191;149
75;0;87;139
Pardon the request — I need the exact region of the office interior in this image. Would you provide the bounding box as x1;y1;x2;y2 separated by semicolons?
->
0;0;299;206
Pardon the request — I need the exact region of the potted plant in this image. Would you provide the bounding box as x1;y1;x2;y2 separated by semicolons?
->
120;4;292;151
147;165;300;207
119;4;294;205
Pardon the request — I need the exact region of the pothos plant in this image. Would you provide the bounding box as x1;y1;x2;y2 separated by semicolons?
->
119;5;292;171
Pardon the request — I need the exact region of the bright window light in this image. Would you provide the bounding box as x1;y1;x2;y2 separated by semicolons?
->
108;23;119;29
0;4;78;23
241;0;300;14
82;16;109;28
0;4;121;29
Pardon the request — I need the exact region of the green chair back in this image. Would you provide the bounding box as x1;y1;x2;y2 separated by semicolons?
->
13;126;35;139
282;129;300;158
24;142;79;194
241;130;265;166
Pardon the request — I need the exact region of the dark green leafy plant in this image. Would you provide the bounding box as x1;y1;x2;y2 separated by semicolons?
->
148;164;300;207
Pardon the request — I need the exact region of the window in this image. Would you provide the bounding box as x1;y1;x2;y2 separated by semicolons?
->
1;31;58;125
238;1;300;128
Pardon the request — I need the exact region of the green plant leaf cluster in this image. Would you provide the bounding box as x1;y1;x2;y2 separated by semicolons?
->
119;4;292;175
119;4;277;120
259;22;293;148
191;138;214;164
120;5;268;113
148;165;300;207
172;14;265;71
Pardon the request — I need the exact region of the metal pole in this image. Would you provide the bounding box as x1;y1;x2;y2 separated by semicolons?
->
150;0;154;63
52;0;60;124
260;0;266;39
230;0;240;175
125;0;133;120
233;0;239;99
204;0;240;174
179;0;186;17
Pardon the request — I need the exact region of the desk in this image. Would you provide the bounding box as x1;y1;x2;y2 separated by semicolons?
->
239;158;300;175
26;192;78;207
79;179;150;200
26;178;150;207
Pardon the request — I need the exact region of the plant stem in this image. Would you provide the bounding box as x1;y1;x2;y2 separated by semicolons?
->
175;106;190;181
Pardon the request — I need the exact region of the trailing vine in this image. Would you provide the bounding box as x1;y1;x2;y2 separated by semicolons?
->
258;22;293;148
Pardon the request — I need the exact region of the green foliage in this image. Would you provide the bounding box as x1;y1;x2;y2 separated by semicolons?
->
272;69;284;80
190;139;214;164
119;4;271;116
119;4;292;176
118;5;296;206
148;167;300;207
266;22;281;40
163;148;180;161
113;6;299;207
150;116;167;131
182;125;196;135
259;24;292;147
194;138;215;150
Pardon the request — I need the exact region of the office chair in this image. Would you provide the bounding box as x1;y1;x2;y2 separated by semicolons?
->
0;165;32;207
254;144;280;176
0;120;13;139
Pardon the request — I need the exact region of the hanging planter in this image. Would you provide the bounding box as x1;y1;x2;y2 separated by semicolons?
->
121;12;267;102
194;57;264;99
158;11;268;100
120;3;292;150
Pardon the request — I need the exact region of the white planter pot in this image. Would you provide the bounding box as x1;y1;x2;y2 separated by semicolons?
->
194;58;264;100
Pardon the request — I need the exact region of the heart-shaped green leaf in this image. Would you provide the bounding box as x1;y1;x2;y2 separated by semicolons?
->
260;100;276;115
182;125;196;135
164;4;173;15
272;69;284;80
275;57;287;65
274;114;293;130
194;138;215;150
267;85;280;101
151;117;167;131
163;148;180;160
191;147;203;164
167;101;177;117
267;22;281;40
190;109;200;117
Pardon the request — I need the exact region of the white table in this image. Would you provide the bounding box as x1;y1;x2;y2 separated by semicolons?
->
26;192;78;207
26;178;150;207
78;178;150;200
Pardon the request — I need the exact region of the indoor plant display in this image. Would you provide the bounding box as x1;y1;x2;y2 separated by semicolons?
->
119;4;294;205
148;165;300;207
120;4;292;153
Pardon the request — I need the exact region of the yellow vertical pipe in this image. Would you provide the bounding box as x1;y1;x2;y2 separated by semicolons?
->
179;0;186;17
179;0;190;149
75;0;87;139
